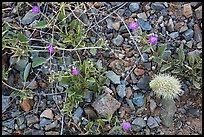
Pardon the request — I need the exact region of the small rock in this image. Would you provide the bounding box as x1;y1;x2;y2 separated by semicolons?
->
73;107;83;124
187;50;201;57
20;99;33;112
134;68;145;76
45;120;58;131
132;117;146;128
137;12;147;20
151;2;165;10
130;73;137;84
79;13;90;25
13;58;28;72
106;18;113;29
195;6;202;20
24;129;44;135
112;35;124;46
33;124;40;129
129;2;140;12
162;50;171;61
16;116;25;126
21;10;40;25
179;26;188;33
132;92;145;107
126;87;133;98
124;9;132;17
2;96;10;113
19;124;26;130
2;119;15;129
112;22;120;31
45;131;59;135
39;118;52;127
183;29;194;41
116;82;126;98
185;41;193;48
117;9;125;16
169;32;179;39
138;19;152;31
92;93;121;118
157;16;164;23
150;99;157;113
147;116;159;128
194;24;202;42
84;91;94;102
106;71;120;85
125;98;135;111
90;37;96;44
137;76;151;90
186;108;200;117
196;42;202;49
141;53;149;62
183;3;193;18
84;107;97;120
40;109;54;120
154;116;161;124
26;115;39;125
167;18;174;32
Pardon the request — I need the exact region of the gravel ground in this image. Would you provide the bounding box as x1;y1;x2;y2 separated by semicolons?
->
2;2;202;135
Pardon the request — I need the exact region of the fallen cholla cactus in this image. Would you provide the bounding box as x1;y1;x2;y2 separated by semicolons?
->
149;74;182;100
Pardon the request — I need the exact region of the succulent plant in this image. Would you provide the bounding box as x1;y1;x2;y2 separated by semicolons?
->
149;74;182;99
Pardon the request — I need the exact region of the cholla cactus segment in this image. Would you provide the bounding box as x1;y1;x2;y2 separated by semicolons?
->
149;74;182;99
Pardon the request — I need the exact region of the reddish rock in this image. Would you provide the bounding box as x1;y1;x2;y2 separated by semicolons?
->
40;109;54;120
20;99;33;112
137;12;147;20
134;68;145;76
179;26;188;33
92;93;121;118
183;3;193;18
126;87;133;99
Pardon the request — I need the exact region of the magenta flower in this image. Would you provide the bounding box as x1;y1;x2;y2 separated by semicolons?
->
129;22;139;30
48;45;54;54
149;36;158;45
71;69;80;75
122;121;131;130
32;6;40;13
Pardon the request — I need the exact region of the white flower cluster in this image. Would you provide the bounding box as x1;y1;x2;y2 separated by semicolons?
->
149;74;182;99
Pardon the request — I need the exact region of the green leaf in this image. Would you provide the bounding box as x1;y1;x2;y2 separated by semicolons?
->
59;76;70;85
89;48;97;55
193;80;201;89
171;68;182;74
142;45;151;52
17;32;28;43
23;63;31;82
87;77;96;83
157;45;167;57
35;20;48;29
70;19;77;30
160;64;172;72
97;119;105;126
32;57;48;68
188;55;195;66
178;48;185;64
155;57;162;65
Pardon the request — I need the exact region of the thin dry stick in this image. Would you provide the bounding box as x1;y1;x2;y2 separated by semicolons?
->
68;6;87;26
60;91;67;135
114;12;145;61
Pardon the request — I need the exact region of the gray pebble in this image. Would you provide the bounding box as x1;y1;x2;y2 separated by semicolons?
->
129;3;140;12
151;2;165;10
169;32;179;39
183;29;194;41
147;116;159;128
106;71;120;84
132;117;146;128
112;35;124;46
132;92;145;107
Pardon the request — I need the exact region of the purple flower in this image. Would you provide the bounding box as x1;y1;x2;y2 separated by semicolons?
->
32;6;40;13
71;69;80;75
149;36;158;45
48;45;54;54
129;22;139;30
122;121;131;130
